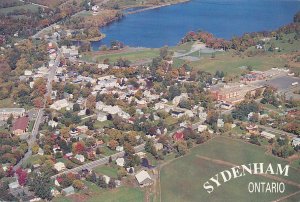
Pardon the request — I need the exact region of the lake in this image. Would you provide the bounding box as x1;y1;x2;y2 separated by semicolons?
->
91;0;300;50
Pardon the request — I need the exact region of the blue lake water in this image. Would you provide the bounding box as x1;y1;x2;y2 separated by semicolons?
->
91;0;300;50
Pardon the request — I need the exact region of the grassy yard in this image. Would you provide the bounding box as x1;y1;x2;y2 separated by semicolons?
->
93;165;118;178
53;181;145;202
0;98;18;108
94;120;113;129
160;137;300;202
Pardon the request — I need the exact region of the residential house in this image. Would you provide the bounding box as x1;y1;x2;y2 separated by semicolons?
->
217;119;224;128
135;170;153;187
48;120;58;128
62;186;75;196
9;181;20;190
173;131;184;141
116;146;124;152
97;112;108;122
261;131;276;140
50;99;71;111
116;158;125;167
103;175;110;184
12;116;29;135
54;162;66;172
38;148;44;156
172;93;188;106
0;108;25;121
197;125;208;132
74;154;85;163
98;64;109;70
292;138;300;148
154;143;163;151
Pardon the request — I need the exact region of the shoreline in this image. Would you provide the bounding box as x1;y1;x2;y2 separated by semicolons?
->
89;0;191;45
124;0;191;15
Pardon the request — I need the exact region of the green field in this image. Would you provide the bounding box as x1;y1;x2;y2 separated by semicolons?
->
82;49;159;64
0;4;39;15
188;52;286;76
93;165;118;178
160;137;300;202
53;181;145;202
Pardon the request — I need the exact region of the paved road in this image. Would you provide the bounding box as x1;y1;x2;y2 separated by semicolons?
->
14;41;61;170
13;109;44;170
258;125;297;138
51;143;145;179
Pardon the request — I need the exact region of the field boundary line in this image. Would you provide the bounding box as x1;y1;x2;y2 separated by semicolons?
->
272;190;300;202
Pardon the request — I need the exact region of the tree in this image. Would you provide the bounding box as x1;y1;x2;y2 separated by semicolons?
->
32;143;39;155
174;141;188;156
7;114;13;125
28;173;52;200
73;180;85;190
108;178;116;189
124;142;135;155
17;169;27;186
145;139;157;157
98;176;107;188
72;141;86;154
108;140;118;150
159;46;169;59
73;103;80;112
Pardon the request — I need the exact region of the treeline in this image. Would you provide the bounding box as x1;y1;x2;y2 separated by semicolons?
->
181;11;300;52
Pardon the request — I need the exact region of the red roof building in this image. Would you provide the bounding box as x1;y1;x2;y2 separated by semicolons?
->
173;131;184;141
12;116;29;135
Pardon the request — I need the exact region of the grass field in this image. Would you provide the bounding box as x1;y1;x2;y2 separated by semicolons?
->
0;4;39;15
53;181;145;202
93;165;118;178
160;137;300;202
82;49;159;64
188;52;286;76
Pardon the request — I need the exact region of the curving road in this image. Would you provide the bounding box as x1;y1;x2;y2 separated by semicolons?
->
51;143;145;179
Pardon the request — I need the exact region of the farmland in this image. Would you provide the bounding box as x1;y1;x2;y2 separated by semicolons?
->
160;137;300;202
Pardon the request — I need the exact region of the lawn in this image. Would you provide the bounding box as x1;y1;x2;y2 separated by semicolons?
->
53;182;145;202
94;120;112;129
93;165;118;178
0;98;18;108
82;49;159;64
188;52;286;76
160;137;300;202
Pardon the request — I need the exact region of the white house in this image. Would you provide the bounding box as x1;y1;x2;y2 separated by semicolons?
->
198;125;208;132
103;175;110;184
48;120;58;128
116;157;125;167
98;64;109;70
74;154;85;163
291;137;300;147
154;143;163;151
217;119;224;128
135;170;152;187
50;99;70;111
97;112;108;122
261;131;276;139
116;146;124;152
172;93;188;106
54;162;66;172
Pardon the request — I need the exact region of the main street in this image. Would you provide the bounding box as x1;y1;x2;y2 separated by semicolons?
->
14;40;61;170
51;143;145;179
